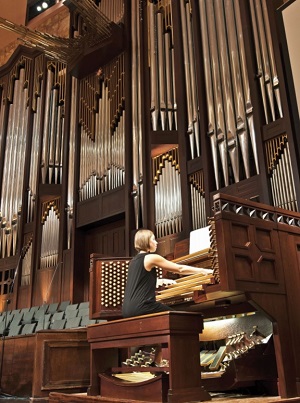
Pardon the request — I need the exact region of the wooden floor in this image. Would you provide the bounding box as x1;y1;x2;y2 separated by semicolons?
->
211;393;300;403
46;392;300;403
1;392;300;403
0;396;29;402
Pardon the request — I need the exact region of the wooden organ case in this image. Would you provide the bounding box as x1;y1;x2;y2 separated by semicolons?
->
89;193;300;400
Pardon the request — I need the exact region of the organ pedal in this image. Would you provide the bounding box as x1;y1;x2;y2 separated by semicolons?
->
201;329;270;381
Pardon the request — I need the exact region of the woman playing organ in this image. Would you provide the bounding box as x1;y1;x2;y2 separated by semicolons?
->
122;228;213;365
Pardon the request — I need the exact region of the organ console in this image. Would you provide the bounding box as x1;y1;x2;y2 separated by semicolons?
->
89;193;300;399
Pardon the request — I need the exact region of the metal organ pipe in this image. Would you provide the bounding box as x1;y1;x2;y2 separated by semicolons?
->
0;84;3;256
233;0;259;175
20;234;33;286
260;0;283;119
27;56;44;224
150;0;280;232
147;0;177;132
48;86;59;184
41;62;66;185
224;0;249;179
5;73;24;256
137;3;144;226
149;1;159;131
54;97;64;185
0;85;4;163
250;0;283;123
205;0;229;186
164;29;173;131
286;143;298;211
40;199;60;269
266;135;297;212
157;11;167;131
153;148;182;238
66;76;78;249
0;60;30;258
41;69;53;185
3;70;22;256
254;0;275;122
78;54;125;202
198;0;263;187
199;0;219;189
131;0;143;228
189;171;206;230
215;0;239;183
179;0;197;159
63;0;113;45
5;76;21;257
96;0;124;24
184;0;200;157
249;0;268;124
13;72;29;256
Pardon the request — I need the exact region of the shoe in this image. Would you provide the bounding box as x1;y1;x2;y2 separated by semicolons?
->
149;360;169;375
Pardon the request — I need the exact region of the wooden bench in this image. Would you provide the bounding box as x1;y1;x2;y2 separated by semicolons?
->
87;310;211;403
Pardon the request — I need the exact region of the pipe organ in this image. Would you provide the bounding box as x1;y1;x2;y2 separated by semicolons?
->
0;0;299;398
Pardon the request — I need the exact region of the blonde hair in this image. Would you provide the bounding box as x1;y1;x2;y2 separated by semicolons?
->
134;229;154;252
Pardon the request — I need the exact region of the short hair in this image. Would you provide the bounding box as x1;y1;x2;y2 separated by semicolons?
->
134;229;154;252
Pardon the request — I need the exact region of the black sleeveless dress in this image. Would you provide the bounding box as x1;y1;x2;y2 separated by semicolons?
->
122;253;172;318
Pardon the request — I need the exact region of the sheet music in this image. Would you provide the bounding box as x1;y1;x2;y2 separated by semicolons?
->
189;226;210;254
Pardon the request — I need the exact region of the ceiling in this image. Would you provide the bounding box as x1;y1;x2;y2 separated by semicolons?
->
0;0;62;59
0;0;27;50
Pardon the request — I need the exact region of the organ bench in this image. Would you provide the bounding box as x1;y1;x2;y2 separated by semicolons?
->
87;310;211;403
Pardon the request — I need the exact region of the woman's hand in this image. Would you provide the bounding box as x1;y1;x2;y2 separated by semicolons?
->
144;253;214;276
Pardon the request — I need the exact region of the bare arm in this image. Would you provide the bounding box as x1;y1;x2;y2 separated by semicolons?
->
144;253;213;275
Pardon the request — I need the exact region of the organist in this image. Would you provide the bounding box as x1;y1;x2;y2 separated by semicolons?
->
122;228;214;366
